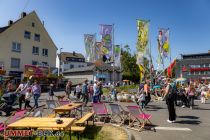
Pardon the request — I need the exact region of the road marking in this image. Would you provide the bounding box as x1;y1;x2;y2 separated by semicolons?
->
154;127;192;131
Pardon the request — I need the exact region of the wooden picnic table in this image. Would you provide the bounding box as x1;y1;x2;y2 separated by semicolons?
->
8;117;75;140
54;103;83;118
8;117;75;129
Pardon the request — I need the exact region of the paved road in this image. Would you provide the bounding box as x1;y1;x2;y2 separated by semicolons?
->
1;91;210;140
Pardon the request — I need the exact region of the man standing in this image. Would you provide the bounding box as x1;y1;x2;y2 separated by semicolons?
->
82;80;89;106
144;80;151;106
164;78;176;123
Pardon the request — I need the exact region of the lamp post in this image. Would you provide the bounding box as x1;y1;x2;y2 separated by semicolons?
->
58;48;63;76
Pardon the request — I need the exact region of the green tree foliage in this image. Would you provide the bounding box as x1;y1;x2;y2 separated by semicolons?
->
121;45;140;83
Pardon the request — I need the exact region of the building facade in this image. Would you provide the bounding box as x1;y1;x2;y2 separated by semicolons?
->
63;62;122;84
0;11;57;83
175;51;210;81
59;51;87;73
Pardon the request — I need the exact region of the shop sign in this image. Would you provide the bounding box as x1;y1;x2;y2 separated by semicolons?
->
190;68;210;72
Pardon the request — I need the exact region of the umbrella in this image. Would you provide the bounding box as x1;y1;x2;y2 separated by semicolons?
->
175;77;186;82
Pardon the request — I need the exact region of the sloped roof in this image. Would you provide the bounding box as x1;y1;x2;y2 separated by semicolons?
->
0;26;9;33
0;11;57;50
63;62;121;73
59;52;85;61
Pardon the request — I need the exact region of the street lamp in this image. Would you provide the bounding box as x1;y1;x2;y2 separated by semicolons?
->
58;48;63;76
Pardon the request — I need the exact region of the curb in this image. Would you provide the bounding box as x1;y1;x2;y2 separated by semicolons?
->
110;124;135;140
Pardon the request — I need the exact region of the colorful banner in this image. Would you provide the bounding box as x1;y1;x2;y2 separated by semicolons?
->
114;45;121;67
139;64;145;82
100;24;113;61
94;42;102;61
136;20;149;53
136;52;144;65
84;34;95;62
158;28;170;58
24;65;49;77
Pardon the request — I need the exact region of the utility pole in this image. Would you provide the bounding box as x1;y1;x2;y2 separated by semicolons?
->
58;48;63;77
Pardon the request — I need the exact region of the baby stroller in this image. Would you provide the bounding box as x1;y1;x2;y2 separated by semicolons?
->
0;92;18;116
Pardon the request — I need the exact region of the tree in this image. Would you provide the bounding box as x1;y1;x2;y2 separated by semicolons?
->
121;45;140;83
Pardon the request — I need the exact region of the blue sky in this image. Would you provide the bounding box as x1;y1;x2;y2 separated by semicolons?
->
0;0;210;68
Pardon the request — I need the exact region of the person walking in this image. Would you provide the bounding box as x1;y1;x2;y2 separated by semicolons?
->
164;78;176;123
93;81;99;103
48;83;54;100
144;81;151;106
65;80;72;99
98;82;103;102
187;84;195;109
82;80;89;106
32;80;41;108
15;80;29;110
25;87;33;110
76;84;82;99
88;81;94;102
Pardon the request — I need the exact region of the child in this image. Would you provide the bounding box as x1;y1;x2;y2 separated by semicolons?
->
138;92;146;109
201;87;206;104
25;87;33;110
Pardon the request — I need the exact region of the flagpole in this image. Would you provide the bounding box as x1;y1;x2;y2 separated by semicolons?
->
112;24;115;84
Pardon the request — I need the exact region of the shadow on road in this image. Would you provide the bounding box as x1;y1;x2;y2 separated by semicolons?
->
175;120;201;125
194;107;210;111
177;116;199;119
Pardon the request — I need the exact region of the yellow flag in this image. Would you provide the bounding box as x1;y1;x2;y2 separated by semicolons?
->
139;64;144;82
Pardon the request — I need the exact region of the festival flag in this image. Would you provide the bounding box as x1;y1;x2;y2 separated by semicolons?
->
139;64;145;82
100;24;113;61
158;28;170;58
84;34;95;62
114;45;121;67
136;19;149;54
94;42;102;61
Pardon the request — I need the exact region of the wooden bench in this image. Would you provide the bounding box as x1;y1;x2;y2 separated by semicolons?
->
47;113;56;118
38;126;85;132
75;112;94;126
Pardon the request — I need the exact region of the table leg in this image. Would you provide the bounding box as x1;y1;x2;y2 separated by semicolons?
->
81;106;83;118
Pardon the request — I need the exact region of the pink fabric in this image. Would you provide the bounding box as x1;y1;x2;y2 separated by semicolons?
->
59;101;70;106
9;110;26;124
93;103;108;115
127;106;152;120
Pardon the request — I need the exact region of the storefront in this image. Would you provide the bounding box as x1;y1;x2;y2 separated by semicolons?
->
175;51;210;81
9;71;22;84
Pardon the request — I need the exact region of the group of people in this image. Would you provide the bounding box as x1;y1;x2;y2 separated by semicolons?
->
15;79;42;110
67;80;103;106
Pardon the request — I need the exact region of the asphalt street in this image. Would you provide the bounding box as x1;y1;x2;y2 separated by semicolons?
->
1;91;210;140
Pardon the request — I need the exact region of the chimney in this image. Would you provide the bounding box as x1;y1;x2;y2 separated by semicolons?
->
21;12;27;18
8;20;13;26
73;51;76;56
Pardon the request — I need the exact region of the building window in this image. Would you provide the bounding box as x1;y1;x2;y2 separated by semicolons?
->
42;62;48;66
34;34;40;42
12;42;21;52
11;58;20;68
24;31;31;39
32;22;35;27
32;46;39;55
70;65;74;69
32;61;38;65
42;49;48;56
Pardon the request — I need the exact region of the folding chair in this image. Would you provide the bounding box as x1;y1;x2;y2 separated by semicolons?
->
31;105;45;117
0;110;27;138
109;104;129;125
92;103;109;123
46;100;58;117
58;100;70;106
126;106;152;132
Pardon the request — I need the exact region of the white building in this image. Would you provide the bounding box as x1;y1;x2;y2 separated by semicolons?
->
0;11;57;83
57;51;87;73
